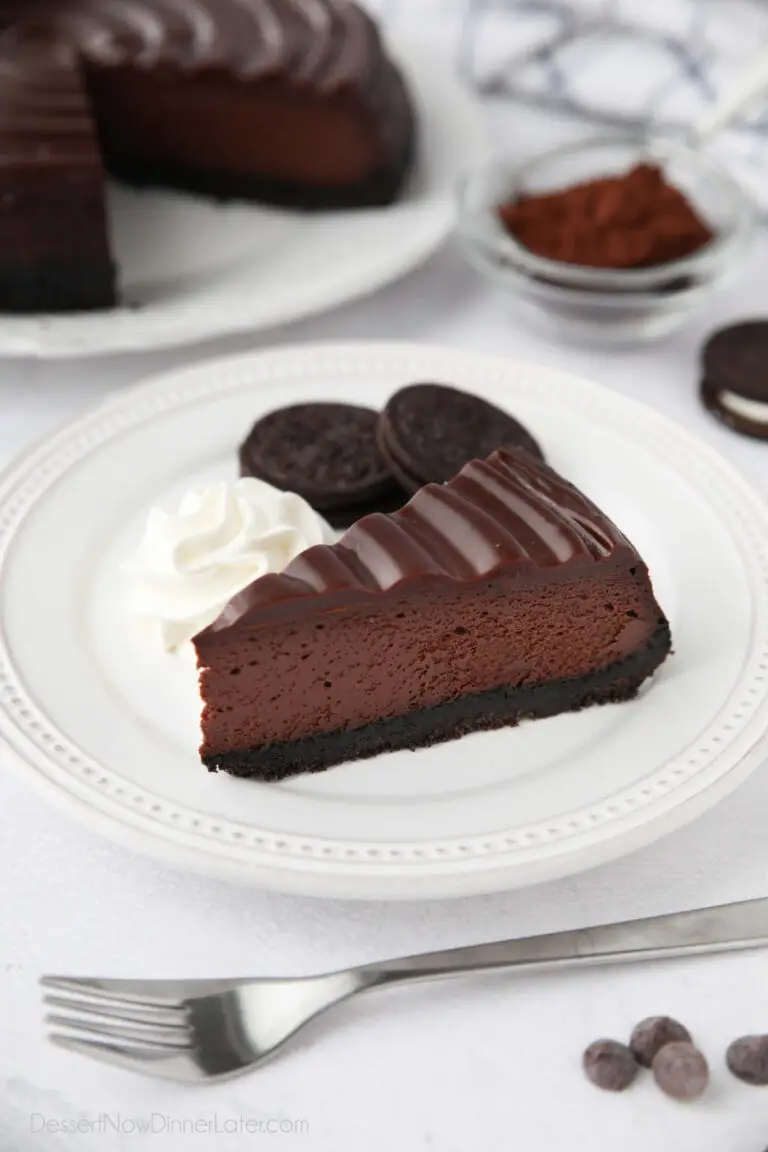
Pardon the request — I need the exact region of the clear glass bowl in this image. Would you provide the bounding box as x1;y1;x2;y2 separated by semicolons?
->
456;136;758;346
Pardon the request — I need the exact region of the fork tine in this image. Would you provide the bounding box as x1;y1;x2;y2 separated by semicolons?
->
48;1034;204;1082
43;993;187;1029
41;975;186;1006
46;1014;193;1049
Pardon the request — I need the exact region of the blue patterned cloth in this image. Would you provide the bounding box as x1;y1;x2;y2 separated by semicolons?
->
371;0;768;207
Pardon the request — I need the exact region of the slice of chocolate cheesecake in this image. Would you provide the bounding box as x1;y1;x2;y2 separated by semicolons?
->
194;448;671;780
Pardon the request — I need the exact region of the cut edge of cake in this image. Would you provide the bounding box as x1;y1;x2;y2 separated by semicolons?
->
0;40;116;312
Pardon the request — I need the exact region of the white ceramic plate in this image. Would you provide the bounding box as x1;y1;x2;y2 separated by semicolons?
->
0;39;485;360
1;342;768;899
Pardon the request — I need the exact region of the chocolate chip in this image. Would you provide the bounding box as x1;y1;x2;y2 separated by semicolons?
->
726;1035;768;1085
583;1040;639;1092
652;1041;709;1100
630;1016;692;1068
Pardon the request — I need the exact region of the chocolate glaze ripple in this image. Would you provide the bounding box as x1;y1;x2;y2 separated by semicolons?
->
0;0;406;167
0;35;98;168
0;0;381;83
201;448;636;637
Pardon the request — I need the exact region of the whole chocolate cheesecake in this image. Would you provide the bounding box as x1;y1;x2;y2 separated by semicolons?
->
194;448;671;781
0;0;416;313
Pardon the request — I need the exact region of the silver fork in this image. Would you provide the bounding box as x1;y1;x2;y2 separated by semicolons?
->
42;896;768;1083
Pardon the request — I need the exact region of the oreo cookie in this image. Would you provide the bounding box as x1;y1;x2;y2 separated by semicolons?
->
239;402;405;527
700;375;768;441
378;382;544;492
699;320;768;440
702;321;768;403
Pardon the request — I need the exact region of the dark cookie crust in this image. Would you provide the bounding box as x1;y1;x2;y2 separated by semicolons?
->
0;258;116;313
699;375;768;441
702;321;768;403
378;382;544;493
239;402;403;512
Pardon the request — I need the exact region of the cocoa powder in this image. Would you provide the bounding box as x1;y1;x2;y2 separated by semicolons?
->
498;163;713;270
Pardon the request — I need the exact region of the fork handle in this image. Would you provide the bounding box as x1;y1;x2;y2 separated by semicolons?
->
356;897;768;988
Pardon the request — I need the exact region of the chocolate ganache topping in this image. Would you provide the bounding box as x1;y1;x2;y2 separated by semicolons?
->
200;448;635;637
0;0;382;84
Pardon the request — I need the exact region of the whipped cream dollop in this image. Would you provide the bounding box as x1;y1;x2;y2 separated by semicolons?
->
125;478;334;650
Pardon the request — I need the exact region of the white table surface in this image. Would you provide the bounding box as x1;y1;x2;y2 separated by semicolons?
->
4;93;768;1152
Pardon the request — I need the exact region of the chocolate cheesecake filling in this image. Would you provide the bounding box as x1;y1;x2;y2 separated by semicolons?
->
195;449;671;780
199;576;667;775
202;624;671;781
